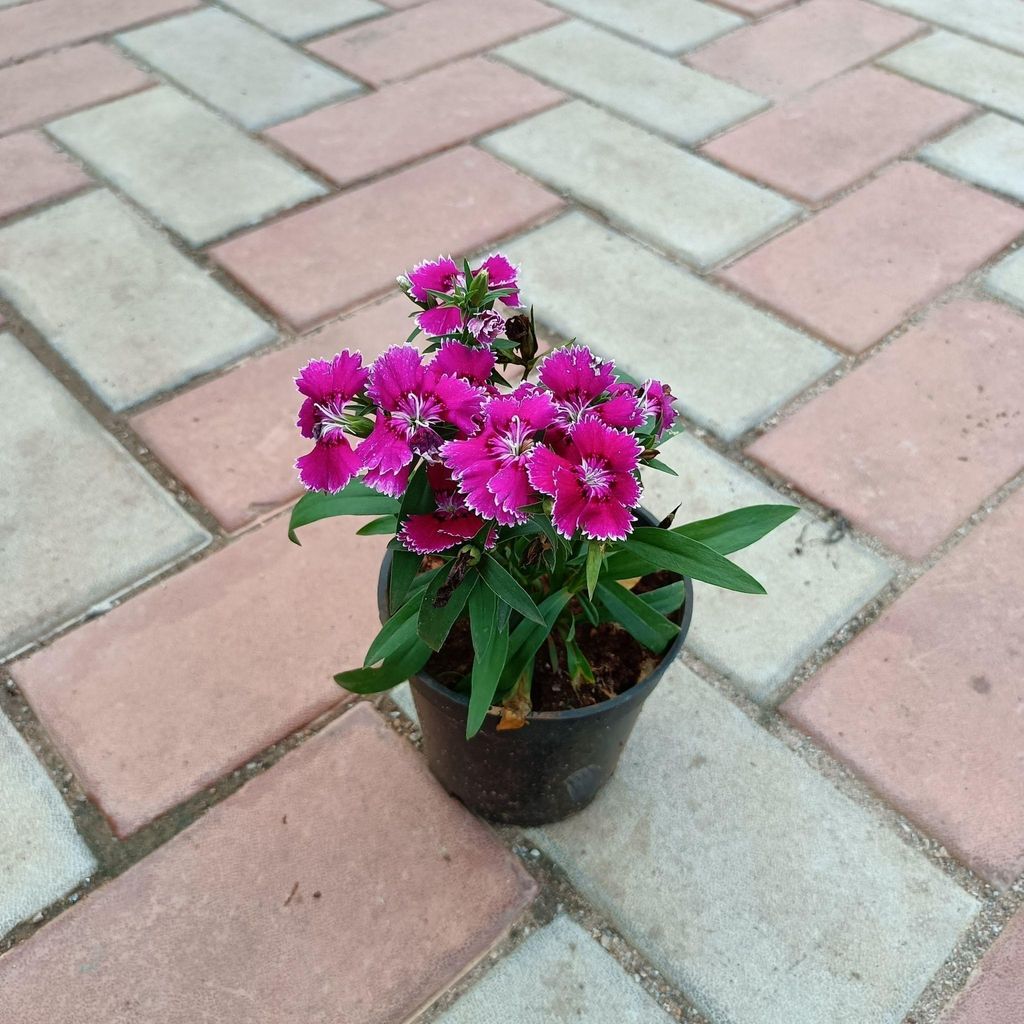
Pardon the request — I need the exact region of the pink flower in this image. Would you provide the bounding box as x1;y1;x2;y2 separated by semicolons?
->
406;256;461;303
359;345;486;496
442;387;557;526
538;345;644;429
402;253;520;338
398;464;488;554
294;351;368;493
641;379;678;437
527;419;642;542
467;310;505;344
429;341;496;386
476;253;520;306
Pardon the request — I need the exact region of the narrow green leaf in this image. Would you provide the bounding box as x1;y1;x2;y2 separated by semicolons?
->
674;504;798;555
644;457;678;476
334;640;431;694
417;566;479;651
288;482;400;544
364;597;419;667
636;580;687;617
356;515;398;537
625;528;766;595
499;589;571;691
389;549;422;612
480;555;544;624
466;587;509;738
585;541;604;599
595;580;679;651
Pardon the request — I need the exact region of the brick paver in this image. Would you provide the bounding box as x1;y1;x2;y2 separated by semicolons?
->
749;300;1024;561
308;0;565;86
716;0;793;13
785;488;1024;888
720;163;1024;352
0;713;96;939
942;912;1024;1024
485;101;798;271
0;133;91;222
985;249;1024;312
50;87;326;246
0;190;276;410
13;519;386;837
873;0;1024;54
211;146;562;329
531;664;978;1024
0;43;150;136
219;0;384;40
881;32;1024;121
0;335;208;660
267;57;564;187
3;2;1023;1020
118;8;361;130
505;212;837;442
436;915;674;1024
687;0;922;100
131;294;411;531
641;434;892;702
0;0;197;65
0;703;536;1022
547;0;741;54
495;20;767;146
922;114;1024;203
702;67;971;204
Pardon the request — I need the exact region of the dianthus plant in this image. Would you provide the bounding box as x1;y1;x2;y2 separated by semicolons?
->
288;254;796;737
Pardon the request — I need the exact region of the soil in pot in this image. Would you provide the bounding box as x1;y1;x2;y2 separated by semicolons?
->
423;570;682;713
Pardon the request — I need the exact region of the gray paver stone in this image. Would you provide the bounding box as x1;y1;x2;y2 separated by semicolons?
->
873;0;1024;54
984;248;1024;311
219;0;384;40
921;113;1024;203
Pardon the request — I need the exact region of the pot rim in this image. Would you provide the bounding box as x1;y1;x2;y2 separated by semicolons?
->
376;507;694;724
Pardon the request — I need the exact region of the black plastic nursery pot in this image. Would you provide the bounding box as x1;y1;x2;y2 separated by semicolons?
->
376;511;694;827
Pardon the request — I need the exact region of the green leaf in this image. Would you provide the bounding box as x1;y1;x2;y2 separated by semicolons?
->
595;580;679;651
288;481;400;544
585;541;604;599
364;597;420;667
480;555;544;624
499;590;571;691
356;515;398;537
637;580;687;617
644;457;678;476
466;586;510;738
389;549;422;612
417;565;479;651
624;528;766;595
334;640;431;694
674;504;798;555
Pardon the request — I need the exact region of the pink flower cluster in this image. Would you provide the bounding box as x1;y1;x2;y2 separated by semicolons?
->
294;255;677;550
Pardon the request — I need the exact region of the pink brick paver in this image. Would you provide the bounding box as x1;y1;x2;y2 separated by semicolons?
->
749;300;1024;560
0;133;92;221
267;57;564;188
307;0;564;86
943;912;1024;1024
211;146;562;330
0;703;537;1024
702;68;972;205
0;44;151;136
132;294;412;532
720;163;1024;352
687;0;922;100
784;488;1024;888
0;0;197;66
714;0;794;14
12;518;387;837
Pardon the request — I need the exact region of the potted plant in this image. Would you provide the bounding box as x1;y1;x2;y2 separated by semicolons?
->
287;253;795;825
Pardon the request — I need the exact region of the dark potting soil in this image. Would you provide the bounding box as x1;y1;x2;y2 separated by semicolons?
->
425;571;682;713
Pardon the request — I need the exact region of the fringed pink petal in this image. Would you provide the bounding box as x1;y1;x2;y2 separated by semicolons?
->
295;438;361;493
